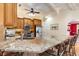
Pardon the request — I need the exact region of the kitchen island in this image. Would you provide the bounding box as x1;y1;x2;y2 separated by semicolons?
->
0;35;74;56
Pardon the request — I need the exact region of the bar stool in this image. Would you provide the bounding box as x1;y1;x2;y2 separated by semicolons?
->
54;44;61;56
57;43;65;56
68;35;78;56
45;47;57;56
39;44;60;56
71;35;78;56
63;39;70;56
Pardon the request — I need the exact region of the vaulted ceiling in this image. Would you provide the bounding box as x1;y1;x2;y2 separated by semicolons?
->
17;3;79;18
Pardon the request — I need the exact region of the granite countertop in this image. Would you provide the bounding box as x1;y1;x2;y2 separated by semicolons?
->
0;35;74;54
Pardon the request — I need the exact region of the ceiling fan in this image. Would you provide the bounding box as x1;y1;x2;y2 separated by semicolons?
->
24;8;40;14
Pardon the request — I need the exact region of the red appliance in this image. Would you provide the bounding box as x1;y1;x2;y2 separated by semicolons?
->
70;24;77;36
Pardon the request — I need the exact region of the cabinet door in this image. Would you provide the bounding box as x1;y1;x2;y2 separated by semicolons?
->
4;3;17;26
38;20;42;26
17;18;23;29
0;4;4;41
24;18;33;25
12;4;17;27
34;19;42;26
24;18;34;32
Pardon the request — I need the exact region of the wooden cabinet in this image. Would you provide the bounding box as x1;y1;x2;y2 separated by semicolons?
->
24;18;34;32
0;4;5;41
16;18;35;32
4;3;17;26
24;18;33;25
16;18;42;32
17;18;23;29
34;19;42;26
12;4;17;27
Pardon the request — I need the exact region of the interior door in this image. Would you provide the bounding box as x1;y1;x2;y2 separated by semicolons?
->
70;24;77;36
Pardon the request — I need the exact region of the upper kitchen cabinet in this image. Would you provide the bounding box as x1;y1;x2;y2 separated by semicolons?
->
24;18;34;25
0;4;5;41
4;3;17;27
24;18;34;32
34;19;42;26
17;18;23;29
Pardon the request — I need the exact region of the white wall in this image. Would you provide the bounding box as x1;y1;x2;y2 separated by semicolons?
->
17;4;79;43
42;10;79;42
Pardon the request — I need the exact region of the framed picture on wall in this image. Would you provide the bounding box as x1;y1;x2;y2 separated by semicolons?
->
50;24;59;30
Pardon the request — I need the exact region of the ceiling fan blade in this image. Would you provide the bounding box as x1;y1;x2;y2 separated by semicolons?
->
25;9;30;11
34;12;40;14
25;12;31;14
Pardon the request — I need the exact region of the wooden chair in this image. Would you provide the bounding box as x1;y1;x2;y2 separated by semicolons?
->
48;43;66;56
71;35;78;56
39;35;78;56
68;35;78;56
51;43;64;56
39;45;59;56
55;44;62;56
62;39;70;56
